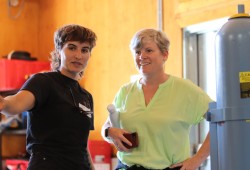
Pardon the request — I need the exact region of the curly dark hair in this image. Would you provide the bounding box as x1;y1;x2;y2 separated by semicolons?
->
50;24;97;71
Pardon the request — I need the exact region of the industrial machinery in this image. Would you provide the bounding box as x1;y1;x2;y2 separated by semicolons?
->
207;4;250;170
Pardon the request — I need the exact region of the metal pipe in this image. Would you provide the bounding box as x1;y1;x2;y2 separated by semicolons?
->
157;0;163;30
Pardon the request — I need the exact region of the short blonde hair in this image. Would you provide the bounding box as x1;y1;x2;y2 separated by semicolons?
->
129;28;170;55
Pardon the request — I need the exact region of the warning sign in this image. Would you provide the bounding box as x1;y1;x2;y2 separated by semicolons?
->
239;72;250;83
239;72;250;98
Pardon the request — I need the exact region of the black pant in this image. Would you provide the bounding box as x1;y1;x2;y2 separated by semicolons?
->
27;152;91;170
116;159;181;170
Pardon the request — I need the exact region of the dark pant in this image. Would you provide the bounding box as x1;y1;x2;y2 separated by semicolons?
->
116;159;181;170
27;152;91;170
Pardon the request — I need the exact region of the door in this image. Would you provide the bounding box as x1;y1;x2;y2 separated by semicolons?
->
183;20;225;169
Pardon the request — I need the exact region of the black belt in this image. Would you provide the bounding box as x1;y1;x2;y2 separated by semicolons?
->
127;165;181;170
116;159;181;170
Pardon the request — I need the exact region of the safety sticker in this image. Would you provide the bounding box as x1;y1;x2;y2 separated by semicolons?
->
239;72;250;98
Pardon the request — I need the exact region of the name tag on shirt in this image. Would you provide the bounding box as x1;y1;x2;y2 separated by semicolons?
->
79;103;93;118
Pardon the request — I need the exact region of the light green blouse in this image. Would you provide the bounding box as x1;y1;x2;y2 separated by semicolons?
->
113;75;212;169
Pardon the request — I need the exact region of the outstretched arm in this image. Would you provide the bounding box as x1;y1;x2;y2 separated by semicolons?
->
0;90;35;116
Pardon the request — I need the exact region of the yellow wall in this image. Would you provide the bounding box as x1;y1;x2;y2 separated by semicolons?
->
0;0;250;156
174;0;250;27
0;0;39;59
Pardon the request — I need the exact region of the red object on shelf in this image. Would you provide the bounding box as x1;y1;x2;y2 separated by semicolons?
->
88;140;112;164
5;159;28;170
0;59;50;91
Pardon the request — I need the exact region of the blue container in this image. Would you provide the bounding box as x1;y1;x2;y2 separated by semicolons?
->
208;4;250;170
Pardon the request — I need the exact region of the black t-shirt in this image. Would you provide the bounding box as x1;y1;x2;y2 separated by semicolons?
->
20;71;94;166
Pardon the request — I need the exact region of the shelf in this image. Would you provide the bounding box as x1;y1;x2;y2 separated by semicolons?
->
2;129;26;136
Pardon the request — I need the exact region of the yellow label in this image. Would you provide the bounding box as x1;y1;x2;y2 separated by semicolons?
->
239;72;250;83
